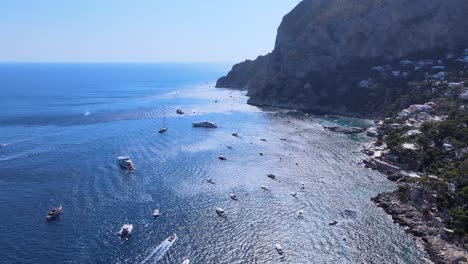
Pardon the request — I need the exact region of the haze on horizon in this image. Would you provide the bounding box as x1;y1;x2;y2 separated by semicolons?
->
0;0;301;63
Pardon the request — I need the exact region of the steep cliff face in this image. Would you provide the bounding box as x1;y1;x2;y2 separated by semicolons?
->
216;0;468;117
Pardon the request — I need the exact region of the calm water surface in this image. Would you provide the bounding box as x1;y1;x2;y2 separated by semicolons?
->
0;63;429;263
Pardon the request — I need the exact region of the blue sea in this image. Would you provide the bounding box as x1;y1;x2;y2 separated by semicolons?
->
0;63;428;263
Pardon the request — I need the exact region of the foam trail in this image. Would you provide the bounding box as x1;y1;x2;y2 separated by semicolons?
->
141;235;177;264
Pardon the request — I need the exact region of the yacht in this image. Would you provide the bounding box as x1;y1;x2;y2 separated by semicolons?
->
153;209;160;218
167;232;177;242
275;243;284;255
176;109;184;115
230;193;238;201
215;207;227;218
329;219;338;225
192;121;218;128
119;224;133;237
118;156;135;171
46;205;62;221
267;174;276;180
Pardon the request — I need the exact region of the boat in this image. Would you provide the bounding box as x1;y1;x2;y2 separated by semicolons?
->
230;193;238;201
159;126;168;133
218;155;226;161
232;132;239;137
261;185;269;191
167;232;177;242
182;257;190;264
118;156;135;171
291;192;298;198
153;209;160;218
176;109;184;115
159;106;168;133
216;207;227;218
275;243;284;255
46;205;62;221
329;219;338;225
259;152;264;156
227;144;233;149
297;210;304;217
267;174;276;180
300;183;305;190
119;224;133;237
260;138;267;142
207;178;215;184
192;121;218;128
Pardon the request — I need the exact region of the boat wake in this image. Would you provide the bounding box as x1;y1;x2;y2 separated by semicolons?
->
140;235;177;264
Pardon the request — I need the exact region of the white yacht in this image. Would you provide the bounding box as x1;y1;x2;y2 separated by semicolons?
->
118;156;135;171
216;207;227;218
119;224;133;237
192;121;218;128
153;209;160;218
167;232;177;243
275;243;284;255
230;193;238;201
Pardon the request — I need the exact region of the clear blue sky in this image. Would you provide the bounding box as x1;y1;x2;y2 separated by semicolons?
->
0;0;301;62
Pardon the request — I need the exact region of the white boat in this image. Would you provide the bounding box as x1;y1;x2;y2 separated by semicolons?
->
275;243;284;255
153;209;160;218
216;207;227;218
300;183;305;189
167;232;177;242
119;224;133;237
118;156;135;171
329;219;338;225
261;185;269;191
227;144;233;149
182;257;190;264
291;192;298;198
230;193;238;201
176;109;184;115
192;121;218;128
159;126;168;133
296;210;304;217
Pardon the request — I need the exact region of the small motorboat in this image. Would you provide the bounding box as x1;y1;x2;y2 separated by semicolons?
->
46;205;62;221
192;121;218;128
176;109;184;115
275;243;284;255
261;185;269;191
329;219;338;225
232;132;239;137
300;183;305;190
153;209;160;218
297;210;304;217
167;232;177;242
182;257;190;264
291;192;298;198
280;138;287;141
159;126;168;133
259;152;264;156
119;224;133;237
260;138;267;142
118;156;135;171
216;207;227;218
230;193;239;201
227;144;233;149
267;174;276;180
218;155;227;161
207;178;215;184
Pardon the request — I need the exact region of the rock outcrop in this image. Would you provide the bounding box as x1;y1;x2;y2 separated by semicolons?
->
216;0;468;117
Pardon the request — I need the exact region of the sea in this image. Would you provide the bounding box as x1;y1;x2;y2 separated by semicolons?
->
0;63;429;264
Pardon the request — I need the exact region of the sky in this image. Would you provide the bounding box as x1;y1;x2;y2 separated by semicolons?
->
0;0;301;63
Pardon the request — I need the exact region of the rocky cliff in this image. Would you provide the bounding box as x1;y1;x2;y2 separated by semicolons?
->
216;0;468;117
